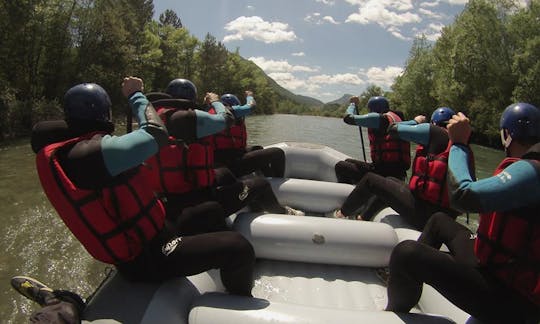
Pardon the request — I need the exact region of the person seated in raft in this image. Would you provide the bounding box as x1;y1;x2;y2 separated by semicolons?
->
28;77;256;321
385;104;540;324
335;95;411;184
203;91;286;178
333;107;472;231
142;78;304;218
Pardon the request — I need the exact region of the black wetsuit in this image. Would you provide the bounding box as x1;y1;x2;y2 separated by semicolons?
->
340;125;460;230
29;93;255;324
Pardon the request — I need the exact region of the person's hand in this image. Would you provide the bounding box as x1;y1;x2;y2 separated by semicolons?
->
447;112;472;144
245;90;256;107
414;115;427;124
245;90;253;97
122;76;144;98
204;92;220;104
349;96;360;105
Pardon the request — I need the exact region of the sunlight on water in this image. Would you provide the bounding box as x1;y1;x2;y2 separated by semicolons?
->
0;115;505;322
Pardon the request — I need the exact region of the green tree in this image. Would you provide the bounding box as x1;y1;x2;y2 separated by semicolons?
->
195;33;229;95
159;9;182;28
432;0;513;145
507;0;540;106
391;36;437;119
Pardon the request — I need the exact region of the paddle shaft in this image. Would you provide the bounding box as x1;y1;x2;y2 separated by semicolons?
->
355;105;367;161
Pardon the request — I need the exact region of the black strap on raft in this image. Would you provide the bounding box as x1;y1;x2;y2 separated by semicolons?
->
355;105;367;162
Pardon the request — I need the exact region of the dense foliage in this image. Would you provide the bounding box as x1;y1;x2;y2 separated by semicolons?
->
390;0;540;146
0;0;310;140
1;0;539;147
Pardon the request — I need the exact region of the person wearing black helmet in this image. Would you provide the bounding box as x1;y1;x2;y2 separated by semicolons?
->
17;77;256;323
333;107;471;231
335;96;411;185
205;91;286;178
142;78;304;221
385;103;540;324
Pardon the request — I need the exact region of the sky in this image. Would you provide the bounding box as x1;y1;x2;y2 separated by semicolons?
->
152;0;468;103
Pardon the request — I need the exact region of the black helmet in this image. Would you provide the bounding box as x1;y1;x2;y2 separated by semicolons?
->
63;83;111;122
221;94;240;106
165;79;197;102
367;96;389;113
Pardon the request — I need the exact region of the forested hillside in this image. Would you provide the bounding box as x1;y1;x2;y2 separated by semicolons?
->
389;0;540;146
0;1;317;140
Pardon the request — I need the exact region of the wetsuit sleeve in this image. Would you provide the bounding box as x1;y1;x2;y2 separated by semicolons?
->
448;144;540;212
101;92;166;176
399;120;418;126
344;112;381;129
194;102;234;138
230;96;255;118
393;123;431;146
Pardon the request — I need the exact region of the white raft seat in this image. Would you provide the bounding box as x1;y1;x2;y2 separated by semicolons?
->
189;293;456;324
233;212;397;267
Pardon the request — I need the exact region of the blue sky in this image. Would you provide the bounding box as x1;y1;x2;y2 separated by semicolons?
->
152;0;468;103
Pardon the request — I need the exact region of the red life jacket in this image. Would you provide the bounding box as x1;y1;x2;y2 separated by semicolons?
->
475;157;540;305
409;140;452;208
141;106;215;194
207;105;247;150
368;111;411;169
36;133;165;265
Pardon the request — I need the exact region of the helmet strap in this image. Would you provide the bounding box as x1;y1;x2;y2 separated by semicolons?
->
500;129;513;150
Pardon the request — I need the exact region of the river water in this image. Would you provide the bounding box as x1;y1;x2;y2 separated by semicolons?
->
0;114;504;322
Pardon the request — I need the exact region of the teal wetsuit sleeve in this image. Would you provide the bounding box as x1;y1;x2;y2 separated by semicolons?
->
231;96;255;118
395;123;430;146
349;112;381;129
448;144;540;213
399;120;418;126
101;92;159;176
194;108;228;138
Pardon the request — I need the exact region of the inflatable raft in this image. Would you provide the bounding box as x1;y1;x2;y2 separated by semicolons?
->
81;142;472;324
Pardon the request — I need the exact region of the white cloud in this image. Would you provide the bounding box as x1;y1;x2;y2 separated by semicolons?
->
267;72;307;90
292;52;305;57
322;16;339;24
345;1;421;28
246;5;255;10
308;73;365;85
387;26;410;40
223;16;297;44
305;13;339;25
248;56;319;73
316;0;336;5
445;0;468;4
361;66;403;88
250;55;402;101
419;8;444;19
420;1;440;7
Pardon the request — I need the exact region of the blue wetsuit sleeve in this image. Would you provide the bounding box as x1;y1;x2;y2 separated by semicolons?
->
348;112;381;129
194;109;228;138
395;123;430;146
399;120;418;126
100;92;159;176
231;96;255;118
448;144;540;212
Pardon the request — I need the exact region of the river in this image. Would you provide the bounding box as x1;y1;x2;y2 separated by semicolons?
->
0;114;505;323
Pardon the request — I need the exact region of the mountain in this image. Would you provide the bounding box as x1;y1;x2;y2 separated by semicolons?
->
326;94;354;106
264;75;324;107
